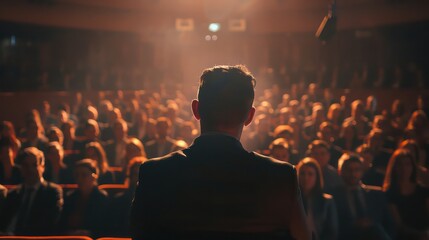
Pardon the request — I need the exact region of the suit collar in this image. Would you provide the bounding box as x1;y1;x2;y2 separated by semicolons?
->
192;133;245;151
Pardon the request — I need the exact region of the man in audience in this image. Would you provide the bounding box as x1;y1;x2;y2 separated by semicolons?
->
0;184;6;214
317;121;343;168
131;65;310;240
0;147;63;235
332;153;393;240
144;117;183;158
307;140;343;194
21;118;49;154
104;119;129;167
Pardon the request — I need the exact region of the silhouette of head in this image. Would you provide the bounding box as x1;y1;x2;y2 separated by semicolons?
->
192;65;256;133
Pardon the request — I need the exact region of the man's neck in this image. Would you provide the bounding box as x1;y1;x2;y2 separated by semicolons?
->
200;127;242;141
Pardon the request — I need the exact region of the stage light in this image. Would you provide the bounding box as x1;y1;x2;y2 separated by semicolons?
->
208;23;220;32
212;35;218;41
205;35;211;41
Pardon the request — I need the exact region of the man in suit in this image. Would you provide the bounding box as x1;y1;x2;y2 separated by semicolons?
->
104;119;130;167
0;147;63;235
144;117;184;159
131;65;310;240
332;153;393;240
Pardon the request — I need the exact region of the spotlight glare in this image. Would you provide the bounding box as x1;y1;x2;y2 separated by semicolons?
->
208;23;220;32
205;35;211;41
212;35;218;41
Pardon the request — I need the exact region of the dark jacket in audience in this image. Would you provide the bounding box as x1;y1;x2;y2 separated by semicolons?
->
0;181;63;235
59;186;109;238
332;184;394;240
302;193;339;240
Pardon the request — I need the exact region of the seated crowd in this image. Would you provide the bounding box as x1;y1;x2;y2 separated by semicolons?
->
0;83;428;240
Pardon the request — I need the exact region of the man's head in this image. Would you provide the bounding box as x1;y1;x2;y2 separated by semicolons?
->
307;140;331;168
19;147;45;185
338;153;364;188
192;65;256;135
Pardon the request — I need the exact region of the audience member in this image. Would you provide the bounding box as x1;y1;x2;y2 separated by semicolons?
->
59;159;109;238
297;157;339;240
0;139;21;184
333;153;393;240
383;149;429;240
307;140;343;194
144;117;184;158
0;147;63;235
44;142;73;184
84;142;115;184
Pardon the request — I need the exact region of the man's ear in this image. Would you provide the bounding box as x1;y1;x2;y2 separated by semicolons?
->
191;99;201;121
244;106;256;126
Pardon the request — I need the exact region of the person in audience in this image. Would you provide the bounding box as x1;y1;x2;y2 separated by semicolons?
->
302;105;326;147
72;119;100;159
141;118;157;143
0;139;21;184
110;156;145;237
344;100;371;140
21;118;49;153
131;65;310;240
307;140;343;194
144;117;184;158
244;113;273;152
177;121;198;146
128;110;148;140
383;149;429;240
269;138;292;163
371;115;397;151
84;142;115;184
104;119;129;167
75;105;98;138
59;159;109;238
390;99;408;134
44;142;73;184
0;121;21;159
334;121;362;152
60;120;75;151
332;153;393;240
326;103;343;137
297;157;338;240
357;144;384;187
46;126;64;146
0;147;63;235
398;139;429;185
366;129;392;173
317;122;343;169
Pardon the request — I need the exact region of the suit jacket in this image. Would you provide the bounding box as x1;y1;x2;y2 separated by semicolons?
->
131;133;308;240
302;193;338;240
59;187;109;238
332;184;394;240
0;181;63;235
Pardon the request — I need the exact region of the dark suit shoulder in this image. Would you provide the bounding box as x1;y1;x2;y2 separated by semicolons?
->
252;151;295;169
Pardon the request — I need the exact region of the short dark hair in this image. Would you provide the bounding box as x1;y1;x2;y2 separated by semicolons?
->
75;158;99;176
308;140;330;153
197;65;255;127
338;153;363;172
20;147;45;166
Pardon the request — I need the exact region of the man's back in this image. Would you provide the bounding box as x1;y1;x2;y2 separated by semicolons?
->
131;134;303;239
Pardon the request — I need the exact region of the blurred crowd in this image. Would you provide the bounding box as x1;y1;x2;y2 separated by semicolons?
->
0;81;428;239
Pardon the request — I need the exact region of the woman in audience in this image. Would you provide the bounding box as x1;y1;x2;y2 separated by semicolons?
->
334;121;361;152
383;149;429;240
84;142;115;184
398;139;429;186
0;121;21;159
0;139;21;184
59;159;109;238
297;157;338;240
60;120;75;151
44;141;73;184
327;103;343;137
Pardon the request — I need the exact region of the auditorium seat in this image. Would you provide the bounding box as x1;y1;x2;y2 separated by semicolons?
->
0;236;92;240
99;184;128;195
96;238;131;240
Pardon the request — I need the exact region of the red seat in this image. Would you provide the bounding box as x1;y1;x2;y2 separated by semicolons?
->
99;184;128;195
0;236;92;240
